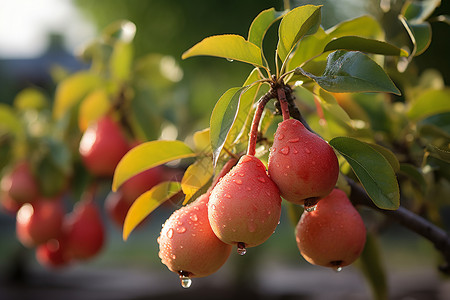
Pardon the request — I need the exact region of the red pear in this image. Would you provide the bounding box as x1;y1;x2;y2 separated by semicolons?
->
158;193;232;279
295;189;366;269
104;190;131;228
64;199;105;260
121;166;165;202
208;155;282;249
79;115;130;177
36;237;71;268
268;119;339;204
1;161;39;205
16;197;64;247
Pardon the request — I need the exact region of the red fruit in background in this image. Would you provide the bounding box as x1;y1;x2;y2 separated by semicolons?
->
121;166;165;202
295;189;366;269
79;115;130;177
104;190;131;228
36;237;71;268
208;155;282;249
158;193;232;279
16;197;64;247
268;119;339;205
64;199;105;260
1;161;39;205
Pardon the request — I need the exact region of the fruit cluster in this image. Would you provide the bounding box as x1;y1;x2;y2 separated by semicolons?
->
0;160;105;268
157;116;366;287
0;114;168;268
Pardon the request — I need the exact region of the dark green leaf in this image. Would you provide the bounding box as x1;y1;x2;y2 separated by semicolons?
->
330;136;400;210
248;8;285;48
427;144;450;163
210;87;246;166
367;143;401;172
300;50;400;95
277;5;322;62
399;163;427;194
410;22;432;55
402;0;441;23
324;36;409;57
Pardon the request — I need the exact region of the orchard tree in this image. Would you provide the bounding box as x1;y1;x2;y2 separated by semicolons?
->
0;1;448;299
112;2;450;297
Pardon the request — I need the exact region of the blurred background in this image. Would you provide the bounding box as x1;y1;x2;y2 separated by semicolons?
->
0;0;449;299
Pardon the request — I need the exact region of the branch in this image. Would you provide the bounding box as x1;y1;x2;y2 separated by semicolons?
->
283;83;450;274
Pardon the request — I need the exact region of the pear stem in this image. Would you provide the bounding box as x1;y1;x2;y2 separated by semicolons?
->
276;86;291;121
247;90;276;156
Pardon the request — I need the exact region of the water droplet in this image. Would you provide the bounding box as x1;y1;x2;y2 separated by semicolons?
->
277;133;285;140
334;266;342;272
305;205;317;212
269;147;276;153
286;165;290;169
246;187;252;191
176;226;186;233
233;179;242;185
167;228;174;238
288;138;300;143
237;242;247;255
238;173;245;177
172;254;177;259
226;58;234;62
267;210;271;215
293;147;299;154
190;214;198;222
304;148;311;154
257;177;266;183
210;204;216;210
224;193;231;199
242;156;253;163
179;272;192;288
280;146;290;155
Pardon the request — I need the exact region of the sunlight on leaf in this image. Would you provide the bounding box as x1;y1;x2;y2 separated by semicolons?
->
113;140;196;191
181;157;214;205
123;181;181;240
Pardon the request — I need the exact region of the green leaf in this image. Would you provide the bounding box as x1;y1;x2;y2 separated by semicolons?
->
14;88;48;111
367;143;401;172
277;5;322;62
112;140;196;191
78;88;111;132
53;71;102;120
359;232;388;300
409;22;432;55
399;163;427;194
427;144;450;163
300;50;400;95
0;104;24;139
287;27;330;71
408;89;450;120
110;41;133;81
248;8;285;48
330;136;400;210
402;0;441;23
327;15;383;39
225;69;261;149
193;128;211;153
181;157;214;205
210;87;245;166
324;36;409;57
315;88;353;128
123;181;181;240
182;34;264;67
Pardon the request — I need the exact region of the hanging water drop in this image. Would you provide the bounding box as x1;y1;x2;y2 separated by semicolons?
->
334;266;343;272
179;271;192;288
237;242;247;255
305;205;317;212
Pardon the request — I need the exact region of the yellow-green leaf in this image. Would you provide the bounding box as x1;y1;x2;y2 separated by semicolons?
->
408;88;450;120
193;128;211;154
113;140;196;191
123;181;181;240
53;71;102;119
14;88;48;111
181;157;214;204
315;88;353;129
277;5;322;62
78;88;111;131
182;34;264;67
110;41;133;81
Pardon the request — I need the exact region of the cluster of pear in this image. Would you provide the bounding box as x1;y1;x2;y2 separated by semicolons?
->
158;118;366;287
0;161;105;268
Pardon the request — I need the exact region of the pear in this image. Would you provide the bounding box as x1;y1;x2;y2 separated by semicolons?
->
158;193;232;278
208;155;282;249
295;189;366;269
268;119;339;205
